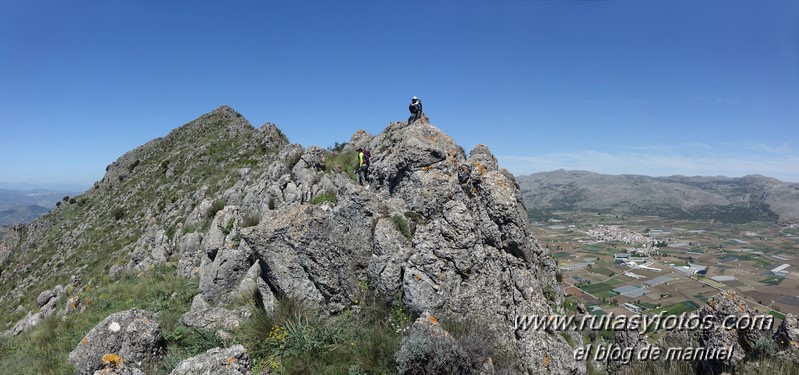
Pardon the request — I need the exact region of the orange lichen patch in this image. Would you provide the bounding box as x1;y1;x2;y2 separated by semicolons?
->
84;297;93;306
415;274;422;281
426;136;437;143
423;165;431;172
725;290;736;301
473;162;487;175
102;353;124;368
739;303;747;313
81;337;89;345
428;315;439;325
544;354;550;367
438;272;446;281
226;357;237;367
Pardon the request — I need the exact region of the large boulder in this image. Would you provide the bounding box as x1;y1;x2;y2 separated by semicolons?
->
68;309;165;375
169;345;252;375
180;295;251;340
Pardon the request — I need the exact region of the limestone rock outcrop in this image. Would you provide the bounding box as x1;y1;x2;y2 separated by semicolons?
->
169;345;252;375
2;107;580;374
68;309;165;375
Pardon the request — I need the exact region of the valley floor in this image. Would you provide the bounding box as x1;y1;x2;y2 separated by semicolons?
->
531;213;799;329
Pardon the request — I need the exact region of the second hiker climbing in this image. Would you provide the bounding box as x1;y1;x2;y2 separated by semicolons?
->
356;147;370;186
408;96;423;125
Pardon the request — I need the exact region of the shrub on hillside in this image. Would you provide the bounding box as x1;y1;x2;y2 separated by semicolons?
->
207;199;225;218
311;191;337;205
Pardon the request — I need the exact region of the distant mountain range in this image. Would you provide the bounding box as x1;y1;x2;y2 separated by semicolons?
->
517;170;799;224
0;189;81;226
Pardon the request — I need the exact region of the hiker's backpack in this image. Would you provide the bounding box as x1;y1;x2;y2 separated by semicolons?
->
363;149;371;165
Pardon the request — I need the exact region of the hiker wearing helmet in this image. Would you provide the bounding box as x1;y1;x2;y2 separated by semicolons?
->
408;96;423;125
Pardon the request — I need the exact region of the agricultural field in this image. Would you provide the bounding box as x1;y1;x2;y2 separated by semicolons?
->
532;213;799;323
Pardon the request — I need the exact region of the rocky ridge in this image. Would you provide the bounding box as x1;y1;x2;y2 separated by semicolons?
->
0;107;581;374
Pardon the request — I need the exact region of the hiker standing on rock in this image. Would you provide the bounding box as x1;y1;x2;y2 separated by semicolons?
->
356;147;370;186
408;96;423;125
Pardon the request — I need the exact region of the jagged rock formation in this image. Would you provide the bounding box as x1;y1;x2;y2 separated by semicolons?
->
652;290;799;374
774;313;799;365
606;329;649;375
1;106;580;373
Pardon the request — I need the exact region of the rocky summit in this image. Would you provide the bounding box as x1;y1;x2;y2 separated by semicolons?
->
0;106;581;374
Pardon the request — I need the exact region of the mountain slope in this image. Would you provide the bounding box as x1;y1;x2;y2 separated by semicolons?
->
1;105;289;332
518;169;799;223
0;107;580;374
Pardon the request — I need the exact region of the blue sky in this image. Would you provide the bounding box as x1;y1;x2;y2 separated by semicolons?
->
1;0;797;189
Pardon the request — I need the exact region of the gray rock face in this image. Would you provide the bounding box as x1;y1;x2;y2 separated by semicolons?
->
607;329;650;375
698;291;762;373
68;309;165;375
180;295;251;339
663;290;775;374
774;313;799;349
243;192;374;313
0;107;580;374
169;345;252;375
198;207;255;305
176;232;204;277
237;122;580;373
774;313;799;365
128;225;173;270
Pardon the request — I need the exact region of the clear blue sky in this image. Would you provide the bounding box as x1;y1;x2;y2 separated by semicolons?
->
2;0;797;189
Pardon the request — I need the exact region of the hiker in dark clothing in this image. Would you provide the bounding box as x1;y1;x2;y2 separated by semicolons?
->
356;148;370;186
408;96;423;125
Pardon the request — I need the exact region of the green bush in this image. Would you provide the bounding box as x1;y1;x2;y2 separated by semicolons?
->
324;151;359;180
234;293;409;375
395;327;472;375
396;317;516;375
392;215;413;240
158;326;225;373
128;159;141;173
111;207;125;220
752;335;779;359
207;199;225;218
311;191;337;205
